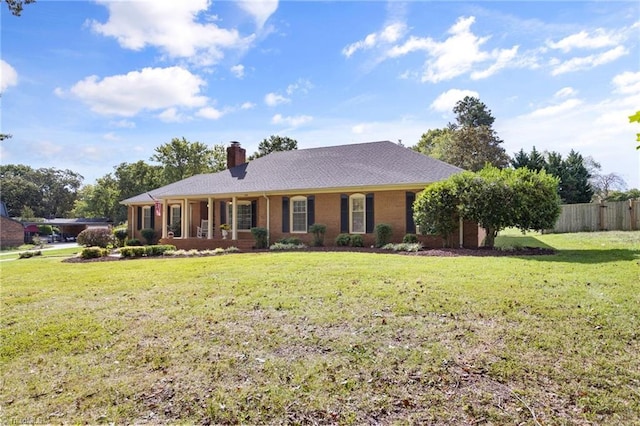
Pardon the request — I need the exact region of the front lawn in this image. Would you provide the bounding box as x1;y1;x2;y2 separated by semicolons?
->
1;232;638;424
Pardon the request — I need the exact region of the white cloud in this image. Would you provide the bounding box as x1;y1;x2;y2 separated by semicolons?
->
103;132;120;141
264;92;290;106
430;89;480;113
237;0;278;29
385;16;520;83
68;66;208;117
613;71;640;95
197;106;225;120
1;60;18;92
343;22;407;58
110;119;136;128
240;102;256;110
91;0;254;66
272;114;312;127
528;98;583;118
351;124;368;134
158;107;188;123
554;87;577;98
230;64;245;79
551;46;628;75
286;78;313;95
547;28;624;52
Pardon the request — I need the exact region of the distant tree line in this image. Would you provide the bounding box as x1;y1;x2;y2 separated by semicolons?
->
1;135;297;223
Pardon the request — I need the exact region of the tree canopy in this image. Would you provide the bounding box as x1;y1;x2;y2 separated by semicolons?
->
150;137;226;185
414;166;561;248
249;135;298;160
630;110;640;150
413;96;509;171
2;0;35;16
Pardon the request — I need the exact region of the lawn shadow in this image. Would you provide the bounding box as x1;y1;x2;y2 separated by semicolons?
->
520;249;639;264
496;234;639;264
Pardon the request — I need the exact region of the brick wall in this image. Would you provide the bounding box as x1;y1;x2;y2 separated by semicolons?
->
0;216;25;249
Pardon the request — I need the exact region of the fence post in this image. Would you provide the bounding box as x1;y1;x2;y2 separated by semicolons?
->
599;201;606;231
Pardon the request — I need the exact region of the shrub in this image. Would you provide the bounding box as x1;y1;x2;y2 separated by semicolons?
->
120;244;176;258
403;233;419;243
350;234;364;247
251;227;269;249
335;233;351;247
77;228;115;248
381;242;423;252
120;246;146;258
80;247;109;259
375;223;393;247
37;224;53;236
141;228;157;245
113;228;128;247
309;223;327;247
270;242;306;250
277;237;303;245
126;238;142;246
19;250;42;259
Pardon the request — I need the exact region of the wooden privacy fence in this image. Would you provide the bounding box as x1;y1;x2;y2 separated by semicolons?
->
548;200;640;233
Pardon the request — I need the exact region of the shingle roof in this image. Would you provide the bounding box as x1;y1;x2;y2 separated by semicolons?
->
122;141;463;204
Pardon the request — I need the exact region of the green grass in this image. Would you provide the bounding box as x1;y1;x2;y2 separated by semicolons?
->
1;232;639;424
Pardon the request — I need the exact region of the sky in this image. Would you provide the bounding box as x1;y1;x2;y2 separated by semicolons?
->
1;0;639;189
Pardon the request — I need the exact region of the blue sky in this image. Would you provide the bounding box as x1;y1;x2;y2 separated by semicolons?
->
1;1;639;189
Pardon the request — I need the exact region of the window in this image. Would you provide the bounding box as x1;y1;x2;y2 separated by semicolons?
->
170;204;181;237
227;201;252;231
142;206;152;229
291;196;307;233
350;194;365;234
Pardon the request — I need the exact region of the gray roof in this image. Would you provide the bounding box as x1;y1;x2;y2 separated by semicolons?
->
122;141;463;204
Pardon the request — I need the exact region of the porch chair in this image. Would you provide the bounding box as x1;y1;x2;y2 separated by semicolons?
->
197;219;209;238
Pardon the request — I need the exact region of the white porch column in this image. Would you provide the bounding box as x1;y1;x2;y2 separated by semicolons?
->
232;196;238;240
162;199;167;238
183;198;188;238
207;197;214;239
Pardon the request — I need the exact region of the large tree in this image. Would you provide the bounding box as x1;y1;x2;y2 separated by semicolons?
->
249;135;298;160
414;166;560;248
0;165;82;217
150;137;226;185
2;0;35;16
413;96;509;171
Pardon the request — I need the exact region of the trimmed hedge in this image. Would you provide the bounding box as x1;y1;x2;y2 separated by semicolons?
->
120;244;176;258
77;228;115;248
81;246;110;259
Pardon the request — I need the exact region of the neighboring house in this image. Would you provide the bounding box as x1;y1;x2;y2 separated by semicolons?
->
22;218;113;241
121;141;484;249
0;202;24;249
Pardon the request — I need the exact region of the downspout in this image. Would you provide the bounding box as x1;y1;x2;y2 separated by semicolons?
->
263;193;270;246
459;216;464;248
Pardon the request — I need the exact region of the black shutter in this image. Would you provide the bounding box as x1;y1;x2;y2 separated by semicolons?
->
251;200;257;228
307;196;315;228
220;201;226;225
365;193;374;234
340;194;348;233
150;207;155;229
137;206;142;230
282;197;290;233
406;192;416;234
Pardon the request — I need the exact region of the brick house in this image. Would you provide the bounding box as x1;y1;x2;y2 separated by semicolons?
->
121;141;484;250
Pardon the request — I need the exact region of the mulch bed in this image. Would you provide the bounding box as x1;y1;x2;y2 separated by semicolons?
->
62;246;555;263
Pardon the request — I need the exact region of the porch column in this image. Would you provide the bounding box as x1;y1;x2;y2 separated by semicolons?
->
183;198;188;238
162;199;167;238
207;197;213;239
232;196;238;240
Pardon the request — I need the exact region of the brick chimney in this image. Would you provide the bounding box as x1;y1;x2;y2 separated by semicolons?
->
226;141;246;169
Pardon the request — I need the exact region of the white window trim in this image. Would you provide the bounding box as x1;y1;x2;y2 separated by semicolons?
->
142;206;152;229
349;193;366;234
290;196;308;233
227;201;252;232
